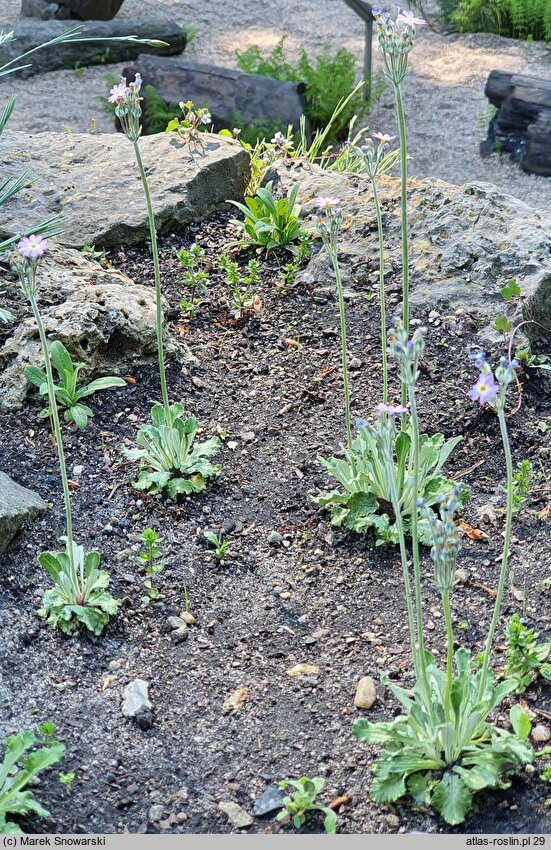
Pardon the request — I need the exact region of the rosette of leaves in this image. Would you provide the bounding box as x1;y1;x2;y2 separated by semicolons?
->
25;341;126;430
0;723;64;835
122;403;221;500
313;425;465;545
37;538;119;636
276;777;337;834
226;182;310;255
353;649;533;826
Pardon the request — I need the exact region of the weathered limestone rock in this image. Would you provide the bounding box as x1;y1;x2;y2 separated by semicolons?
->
0;20;186;77
269;162;551;350
0;130;250;249
121;678;153;730
0;472;47;554
21;0;125;20
0;249;185;411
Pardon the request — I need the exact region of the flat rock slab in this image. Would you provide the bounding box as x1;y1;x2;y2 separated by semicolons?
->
0;248;187;411
0;20;186;77
0;130;250;250
0;472;47;554
269;162;551;351
126;54;307;133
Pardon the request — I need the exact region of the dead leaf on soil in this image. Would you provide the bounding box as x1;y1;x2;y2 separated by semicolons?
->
469;581;497;598
281;337;303;350
123;376;137;385
318;367;335;377
329;795;351;811
223;686;249;714
539;504;550;521
286;663;319;677
101;675;118;691
457;520;489;541
67;479;80;490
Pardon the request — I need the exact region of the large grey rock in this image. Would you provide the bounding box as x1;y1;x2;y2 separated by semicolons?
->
125;54;307;134
0;249;185;411
0;20;185;77
0;130;250;249
0;472;47;554
269;162;551;351
21;0;125;20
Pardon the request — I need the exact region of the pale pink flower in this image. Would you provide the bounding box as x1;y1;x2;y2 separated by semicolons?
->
397;9;427;27
469;373;499;406
314;196;342;210
108;81;128;104
372;132;396;144
17;235;48;259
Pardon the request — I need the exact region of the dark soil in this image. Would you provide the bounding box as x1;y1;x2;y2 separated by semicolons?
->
0;211;550;835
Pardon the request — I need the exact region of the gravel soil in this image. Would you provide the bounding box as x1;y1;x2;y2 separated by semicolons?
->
0;211;550;834
2;1;551;206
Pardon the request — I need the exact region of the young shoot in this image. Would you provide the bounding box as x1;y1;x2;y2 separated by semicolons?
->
277;777;337;835
219;254;260;318
178;243;209;318
203;529;231;565
138;528;165;603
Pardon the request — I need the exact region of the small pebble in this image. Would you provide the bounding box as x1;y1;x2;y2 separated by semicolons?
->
354;676;377;709
268;530;283;546
531;724;551;743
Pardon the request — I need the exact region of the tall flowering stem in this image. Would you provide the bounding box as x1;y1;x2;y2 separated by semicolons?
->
8;239;80;596
109;75;170;417
315;198;354;453
373;8;425;406
469;353;519;699
388;322;433;713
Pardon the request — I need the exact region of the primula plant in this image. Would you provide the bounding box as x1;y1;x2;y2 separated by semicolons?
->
352;326;533;825
6;238;118;636
110;75;221;496
0;723;64;835
276;777;337;835
25;340;126;430
227;181;310;255
122;404;220;500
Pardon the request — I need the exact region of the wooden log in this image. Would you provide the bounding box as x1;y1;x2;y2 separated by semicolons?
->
0;19;186;78
483;69;551;174
126;54;308;134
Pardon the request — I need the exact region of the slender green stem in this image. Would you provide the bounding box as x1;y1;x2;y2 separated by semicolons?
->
385;448;418;678
394;83;409;335
331;252;354;453
407;388;426;663
371;176;388;404
29;294;81;596
477;407;514;700
132;139;170;417
442;588;454;719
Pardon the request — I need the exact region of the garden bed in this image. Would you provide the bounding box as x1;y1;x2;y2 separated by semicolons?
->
0;210;549;834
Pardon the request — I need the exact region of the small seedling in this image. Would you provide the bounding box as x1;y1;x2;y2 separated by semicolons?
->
276;777;337;834
179;243;209;318
511;459;533;513
493;314;513;335
500;279;521;302
503;614;551;692
182;579;191;613
219;254;260;317
59;771;76;791
81;245;108;266
138;528;165;603
203;529;231;564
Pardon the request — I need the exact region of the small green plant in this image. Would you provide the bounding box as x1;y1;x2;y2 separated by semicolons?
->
0;723;65;835
500;279;521;302
58;771;75;791
81;244;108;265
511;459;532;512
227;181;310;255
219;254;260;317
25;340;126;430
442;0;551;42
515;348;551;372
165;99;212;147
122;403;221;499
276;777;337;834
203;529;231;564
503;614;551;693
313;425;465;546
179;243;209;318
138;528;165;603
38;538;120;636
494;314;513;335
